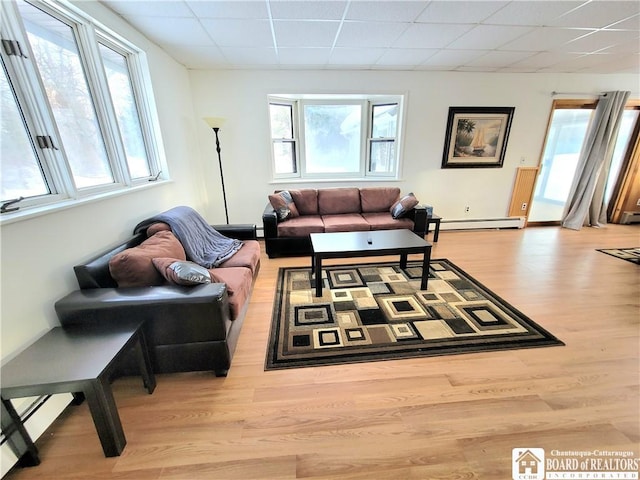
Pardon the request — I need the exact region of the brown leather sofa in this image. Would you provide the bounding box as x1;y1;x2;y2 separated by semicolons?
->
262;187;427;258
54;223;259;377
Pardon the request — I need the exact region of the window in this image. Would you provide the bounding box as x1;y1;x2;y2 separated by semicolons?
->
269;95;402;180
0;0;162;215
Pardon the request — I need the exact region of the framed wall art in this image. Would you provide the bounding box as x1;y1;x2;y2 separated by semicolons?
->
441;106;515;168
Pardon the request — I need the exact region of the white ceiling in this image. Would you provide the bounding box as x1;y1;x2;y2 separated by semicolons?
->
99;0;640;73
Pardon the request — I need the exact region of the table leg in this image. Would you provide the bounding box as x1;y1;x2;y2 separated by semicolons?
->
315;255;322;297
84;377;126;457
400;252;408;269
421;245;432;290
133;332;156;394
1;397;40;467
433;219;440;242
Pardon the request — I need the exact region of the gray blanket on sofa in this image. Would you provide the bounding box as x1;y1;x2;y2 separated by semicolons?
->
134;206;243;268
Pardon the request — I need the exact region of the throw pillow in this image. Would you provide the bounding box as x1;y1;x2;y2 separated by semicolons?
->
268;190;300;221
152;258;211;285
146;222;171;237
108;231;186;287
390;192;419;219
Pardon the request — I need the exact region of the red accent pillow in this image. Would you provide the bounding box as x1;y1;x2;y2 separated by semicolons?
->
108;231;186;287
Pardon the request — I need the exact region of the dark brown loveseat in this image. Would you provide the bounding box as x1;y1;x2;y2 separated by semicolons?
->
262;187;426;258
54;211;260;377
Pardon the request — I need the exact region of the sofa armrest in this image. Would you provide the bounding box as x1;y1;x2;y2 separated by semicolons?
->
262;203;279;239
212;224;257;240
411;205;427;236
55;283;228;331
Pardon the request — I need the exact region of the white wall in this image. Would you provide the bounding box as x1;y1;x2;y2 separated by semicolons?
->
189;69;638;225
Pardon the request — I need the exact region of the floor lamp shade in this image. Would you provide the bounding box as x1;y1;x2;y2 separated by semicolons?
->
204;117;225;129
203;117;229;223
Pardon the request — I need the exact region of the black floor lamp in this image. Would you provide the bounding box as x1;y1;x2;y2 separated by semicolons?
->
204;117;229;224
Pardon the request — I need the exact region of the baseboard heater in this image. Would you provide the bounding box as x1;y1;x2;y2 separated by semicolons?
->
620;211;640;224
440;217;526;231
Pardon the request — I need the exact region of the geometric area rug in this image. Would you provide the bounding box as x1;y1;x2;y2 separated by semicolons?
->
265;259;564;370
596;247;640;265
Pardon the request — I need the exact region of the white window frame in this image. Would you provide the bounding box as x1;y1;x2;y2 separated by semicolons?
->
268;94;403;181
0;0;164;219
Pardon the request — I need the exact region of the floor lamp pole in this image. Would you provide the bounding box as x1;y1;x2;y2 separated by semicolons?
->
212;127;229;224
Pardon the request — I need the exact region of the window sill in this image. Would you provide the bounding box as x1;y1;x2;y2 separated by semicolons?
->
0;180;171;226
269;177;402;185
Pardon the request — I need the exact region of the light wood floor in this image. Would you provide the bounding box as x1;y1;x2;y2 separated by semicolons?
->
5;225;640;480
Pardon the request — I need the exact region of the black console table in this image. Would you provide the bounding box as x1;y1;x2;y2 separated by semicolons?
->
1;320;155;463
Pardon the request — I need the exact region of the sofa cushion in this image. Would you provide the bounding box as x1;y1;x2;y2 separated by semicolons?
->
208;267;252;321
290;189;318;215
318;188;361;215
277;215;325;237
362;212;414;231
146;222;171;237
217;240;261;274
268;190;299;220
360;187;400;213
322;214;370;233
152;258;212;285
109;231;186;287
390;192;419;219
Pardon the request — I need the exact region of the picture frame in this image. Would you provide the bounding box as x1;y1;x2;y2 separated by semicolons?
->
441;106;515;168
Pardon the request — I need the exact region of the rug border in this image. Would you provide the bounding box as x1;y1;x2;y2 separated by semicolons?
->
264;258;564;371
596;247;640;265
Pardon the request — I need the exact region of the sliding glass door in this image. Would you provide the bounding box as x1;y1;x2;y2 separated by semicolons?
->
529;99;639;223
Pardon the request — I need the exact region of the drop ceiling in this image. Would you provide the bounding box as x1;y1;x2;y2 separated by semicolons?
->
99;0;640;73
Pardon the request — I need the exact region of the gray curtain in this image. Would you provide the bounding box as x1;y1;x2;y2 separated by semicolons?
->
562;90;630;230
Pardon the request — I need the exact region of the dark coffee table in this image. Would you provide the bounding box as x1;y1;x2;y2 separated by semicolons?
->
310;229;432;297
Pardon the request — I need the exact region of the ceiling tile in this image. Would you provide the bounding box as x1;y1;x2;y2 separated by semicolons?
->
345;1;428;22
447;25;534;50
163;44;228;69
417;1;509;24
273;20;340;47
606;14;640;30
600;37;640;54
394;23;474;49
465;50;537;68
201;19;273;47
218;47;278;66
561;29;640;53
98;0;639;72
277;47;332;65
509;51;584;69
102;0;194;17
550;1;640;28
187;1;269;19
422;49;488;66
270;1;347;20
375;48;437;65
329;47;385;65
336;21;409;48
483;1;585;26
124;16;212;45
501;26;592;51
